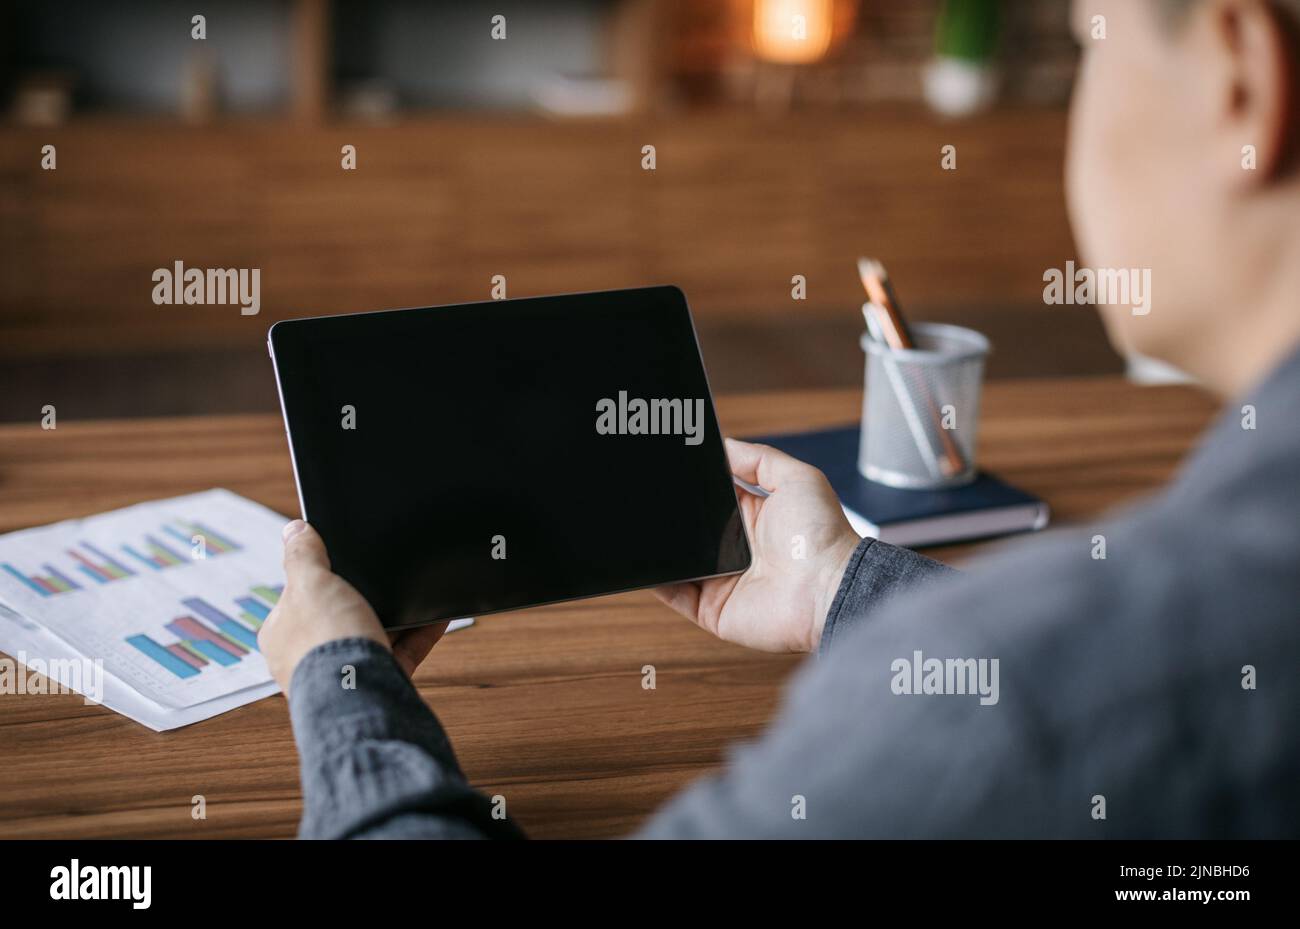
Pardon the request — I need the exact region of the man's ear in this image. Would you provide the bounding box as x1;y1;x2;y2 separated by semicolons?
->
1207;0;1300;184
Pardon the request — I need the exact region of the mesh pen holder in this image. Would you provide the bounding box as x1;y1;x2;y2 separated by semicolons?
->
859;321;990;490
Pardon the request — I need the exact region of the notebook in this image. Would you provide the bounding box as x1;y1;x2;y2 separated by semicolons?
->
746;426;1049;548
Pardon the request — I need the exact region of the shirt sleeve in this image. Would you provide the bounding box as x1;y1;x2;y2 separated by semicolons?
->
284;540;956;839
287;636;523;839
819;537;959;655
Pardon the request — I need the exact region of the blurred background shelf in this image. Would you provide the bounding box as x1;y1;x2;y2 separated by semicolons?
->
3;0;1077;122
0;0;1120;422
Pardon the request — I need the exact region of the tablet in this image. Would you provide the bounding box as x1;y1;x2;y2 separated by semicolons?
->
268;286;751;629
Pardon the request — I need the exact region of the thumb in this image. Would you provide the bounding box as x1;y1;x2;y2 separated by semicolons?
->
724;437;814;491
282;519;331;581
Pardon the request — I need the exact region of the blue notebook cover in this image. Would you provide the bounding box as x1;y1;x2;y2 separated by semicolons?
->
746;426;1049;547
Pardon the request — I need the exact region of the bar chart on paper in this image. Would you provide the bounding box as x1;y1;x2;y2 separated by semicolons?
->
121;519;241;571
0;490;286;708
127;584;282;679
1;519;242;598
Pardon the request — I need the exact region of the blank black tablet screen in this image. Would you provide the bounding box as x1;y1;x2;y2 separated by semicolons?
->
270;286;750;628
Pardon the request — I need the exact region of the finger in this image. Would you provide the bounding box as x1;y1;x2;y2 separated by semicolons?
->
652;582;702;622
739;486;762;532
282;519;331;583
256;604;279;649
390;622;449;677
724;438;815;492
693;573;741;632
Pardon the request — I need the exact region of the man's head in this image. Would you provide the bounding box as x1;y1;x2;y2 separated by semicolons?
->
1066;0;1300;395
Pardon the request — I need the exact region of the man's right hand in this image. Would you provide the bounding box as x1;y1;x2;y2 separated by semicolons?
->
653;438;861;654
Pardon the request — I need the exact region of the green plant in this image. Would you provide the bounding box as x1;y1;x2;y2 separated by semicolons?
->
934;0;1001;62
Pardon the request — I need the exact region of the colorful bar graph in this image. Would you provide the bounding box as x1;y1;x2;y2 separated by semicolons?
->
166;643;206;670
166;615;248;658
147;535;186;563
127;634;200;679
123;544;163;570
239;586;282;629
125;584;277;679
45;565;82;591
177;641;210;665
81;542;135;579
125;537;189;569
181;597;259;651
3;563;53;596
236;596;270;621
3;562;84;597
162;521;240;557
186;521;240;554
160;524;199;553
192;639;241;667
252;585;282;605
2;564;39;593
67;549;119;582
3;518;244;602
77;565;106;584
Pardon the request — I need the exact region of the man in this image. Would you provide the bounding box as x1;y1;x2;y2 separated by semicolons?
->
258;0;1300;838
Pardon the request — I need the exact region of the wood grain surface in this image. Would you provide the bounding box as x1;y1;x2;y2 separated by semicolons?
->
0;379;1219;838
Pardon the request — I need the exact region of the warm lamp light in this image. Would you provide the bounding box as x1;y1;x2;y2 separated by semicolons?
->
752;0;834;65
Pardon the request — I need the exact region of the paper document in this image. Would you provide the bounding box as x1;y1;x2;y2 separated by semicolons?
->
0;598;280;730
0;489;474;729
0;490;286;708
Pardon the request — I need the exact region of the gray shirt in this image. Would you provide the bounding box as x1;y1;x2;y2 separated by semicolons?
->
287;347;1300;838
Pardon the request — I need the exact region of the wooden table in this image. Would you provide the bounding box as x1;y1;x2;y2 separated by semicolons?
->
0;378;1218;838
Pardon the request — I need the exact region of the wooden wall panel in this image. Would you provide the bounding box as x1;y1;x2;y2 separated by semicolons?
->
256;127;457;315
648;116;825;314
445;122;648;298
0;107;1076;361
